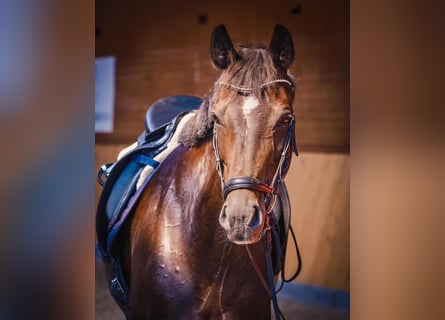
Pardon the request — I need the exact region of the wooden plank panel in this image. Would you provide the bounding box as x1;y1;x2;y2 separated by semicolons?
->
284;152;350;290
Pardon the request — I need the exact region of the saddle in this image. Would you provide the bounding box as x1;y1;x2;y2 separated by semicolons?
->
96;95;202;258
95;95;293;318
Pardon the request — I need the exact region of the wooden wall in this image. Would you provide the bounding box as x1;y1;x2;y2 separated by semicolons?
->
285;153;349;290
96;0;349;152
95;0;349;291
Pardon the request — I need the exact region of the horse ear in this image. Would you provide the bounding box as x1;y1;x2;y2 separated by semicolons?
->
269;24;295;70
210;25;240;69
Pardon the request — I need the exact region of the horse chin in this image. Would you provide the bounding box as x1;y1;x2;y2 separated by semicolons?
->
226;227;263;245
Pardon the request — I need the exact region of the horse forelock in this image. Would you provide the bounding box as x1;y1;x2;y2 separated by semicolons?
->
179;45;293;148
220;46;280;93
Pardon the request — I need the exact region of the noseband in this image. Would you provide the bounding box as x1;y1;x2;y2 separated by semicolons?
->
212;80;296;212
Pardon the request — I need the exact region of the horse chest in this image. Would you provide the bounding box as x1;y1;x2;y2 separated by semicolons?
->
194;250;271;319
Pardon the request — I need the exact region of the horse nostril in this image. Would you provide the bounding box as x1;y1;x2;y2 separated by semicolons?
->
219;205;230;229
220;206;227;221
247;205;261;228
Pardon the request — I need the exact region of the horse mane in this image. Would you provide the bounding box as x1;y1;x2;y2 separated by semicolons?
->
179;90;216;148
179;43;293;148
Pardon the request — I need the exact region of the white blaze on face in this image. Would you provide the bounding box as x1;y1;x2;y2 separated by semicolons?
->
241;96;260;133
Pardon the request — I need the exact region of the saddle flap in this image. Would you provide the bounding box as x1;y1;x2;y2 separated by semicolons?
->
96;151;151;256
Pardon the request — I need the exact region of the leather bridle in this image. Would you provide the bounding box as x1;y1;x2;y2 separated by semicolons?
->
212;82;297;212
212;80;299;320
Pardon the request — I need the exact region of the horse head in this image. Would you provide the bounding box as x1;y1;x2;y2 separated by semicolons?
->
209;24;297;244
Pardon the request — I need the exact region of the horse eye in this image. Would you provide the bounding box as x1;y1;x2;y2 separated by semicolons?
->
212;113;223;126
275;114;291;129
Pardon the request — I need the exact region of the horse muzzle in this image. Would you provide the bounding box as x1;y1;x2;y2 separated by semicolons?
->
218;190;265;244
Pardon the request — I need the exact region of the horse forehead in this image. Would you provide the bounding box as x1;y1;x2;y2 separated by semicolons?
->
240;90;290;119
241;96;260;118
214;86;292;121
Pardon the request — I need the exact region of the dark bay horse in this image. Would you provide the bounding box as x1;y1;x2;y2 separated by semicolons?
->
117;24;297;319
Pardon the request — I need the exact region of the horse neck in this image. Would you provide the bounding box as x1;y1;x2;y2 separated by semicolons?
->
176;140;224;235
